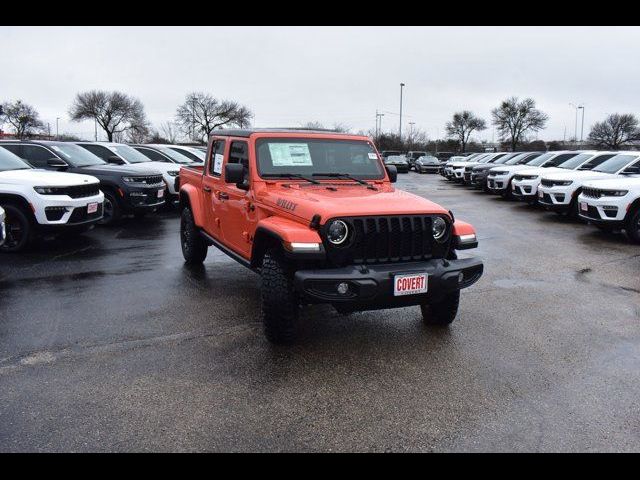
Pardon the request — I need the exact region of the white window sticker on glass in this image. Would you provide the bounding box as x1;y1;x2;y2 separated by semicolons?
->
269;143;313;167
213;154;224;174
368;153;378;160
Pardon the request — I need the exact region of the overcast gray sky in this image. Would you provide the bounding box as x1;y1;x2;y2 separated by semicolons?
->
2;26;640;142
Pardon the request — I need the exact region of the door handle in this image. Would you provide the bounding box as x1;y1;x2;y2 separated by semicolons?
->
203;186;212;193
218;192;229;200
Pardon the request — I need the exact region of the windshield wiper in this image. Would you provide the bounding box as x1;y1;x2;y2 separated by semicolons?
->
312;173;377;190
262;173;321;185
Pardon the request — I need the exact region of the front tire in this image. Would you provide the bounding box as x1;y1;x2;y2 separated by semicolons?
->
0;204;33;253
180;207;208;264
100;190;122;225
261;250;298;344
625;207;640;244
421;290;460;326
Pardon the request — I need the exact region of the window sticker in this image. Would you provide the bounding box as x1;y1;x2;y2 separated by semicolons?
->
368;152;378;160
269;143;313;167
213;153;224;174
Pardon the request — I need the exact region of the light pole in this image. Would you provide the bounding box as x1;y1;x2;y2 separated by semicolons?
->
579;106;585;142
569;103;583;142
399;83;405;140
375;111;385;139
56;117;60;140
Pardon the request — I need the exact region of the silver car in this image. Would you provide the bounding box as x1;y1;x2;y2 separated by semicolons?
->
415;155;441;174
0;206;6;247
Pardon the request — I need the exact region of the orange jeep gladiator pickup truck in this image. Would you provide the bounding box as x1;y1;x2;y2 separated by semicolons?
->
179;129;483;343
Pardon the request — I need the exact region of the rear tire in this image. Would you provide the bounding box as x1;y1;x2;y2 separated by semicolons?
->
0;204;33;253
421;290;460;326
261;249;298;344
625;207;640;244
180;206;208;264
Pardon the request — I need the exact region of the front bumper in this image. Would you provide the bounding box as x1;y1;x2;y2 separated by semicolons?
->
537;185;574;211
577;194;629;223
487;175;510;193
470;171;489;187
294;256;483;310
122;186;166;212
511;179;540;201
33;192;105;226
417;165;441;173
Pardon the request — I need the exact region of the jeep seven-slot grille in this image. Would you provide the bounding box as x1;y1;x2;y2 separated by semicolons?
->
43;184;100;198
131;175;164;186
322;215;450;266
541;179;564;187
581;187;604;198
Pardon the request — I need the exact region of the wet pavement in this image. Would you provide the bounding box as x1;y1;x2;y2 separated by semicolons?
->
1;172;639;452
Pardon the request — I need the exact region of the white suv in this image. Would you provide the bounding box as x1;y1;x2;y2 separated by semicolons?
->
0;145;104;252
76;142;181;202
538;152;640;218
578;176;640;243
487;151;579;198
511;151;617;204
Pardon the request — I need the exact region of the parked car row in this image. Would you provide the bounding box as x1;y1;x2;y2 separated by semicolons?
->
381;150;475;174
440;150;640;243
0;140;204;252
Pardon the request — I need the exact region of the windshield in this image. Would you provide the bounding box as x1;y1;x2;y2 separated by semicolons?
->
256;138;384;179
154;146;195;164
525;152;554;166
0;147;31;171
169;147;206;162
112;145;152;163
557;153;594;170
50;144;105;167
492;153;517;164
504;153;529;165
593;154;639;174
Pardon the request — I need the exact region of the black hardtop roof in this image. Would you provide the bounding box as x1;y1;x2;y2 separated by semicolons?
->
209;128;366;138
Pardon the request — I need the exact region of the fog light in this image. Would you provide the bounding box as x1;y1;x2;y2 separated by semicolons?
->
337;282;349;295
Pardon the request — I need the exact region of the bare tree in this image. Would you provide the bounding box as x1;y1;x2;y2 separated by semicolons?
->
160;121;180;143
0;100;44;138
588;113;640;150
69;90;149;142
405;127;429;151
175;92;253;142
491;97;548;151
445;111;486;152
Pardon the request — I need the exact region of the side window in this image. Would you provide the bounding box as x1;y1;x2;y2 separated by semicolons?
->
0;144;22;158
583;154;615;169
136;148;168;162
229;141;249;169
550;154;575;166
624;159;640;173
22;145;58;168
81;144;111;161
209;140;226;176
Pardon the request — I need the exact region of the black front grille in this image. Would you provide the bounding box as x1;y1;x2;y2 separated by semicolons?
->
582;187;603;198
42;184;100;199
541;179;566;188
130;175;164;186
513;174;537;181
322;215;450;266
465;166;474;172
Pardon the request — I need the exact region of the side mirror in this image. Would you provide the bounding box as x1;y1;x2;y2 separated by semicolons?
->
107;156;125;165
47;158;68;169
622;166;640;175
225;163;245;186
386;165;398;183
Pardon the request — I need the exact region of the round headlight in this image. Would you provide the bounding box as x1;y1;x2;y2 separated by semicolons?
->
327;220;349;245
432;217;448;242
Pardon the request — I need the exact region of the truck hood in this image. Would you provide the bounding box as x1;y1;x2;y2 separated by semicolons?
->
257;182;449;223
0;169;99;187
582;176;640;190
541;170;617;182
123;162;180;174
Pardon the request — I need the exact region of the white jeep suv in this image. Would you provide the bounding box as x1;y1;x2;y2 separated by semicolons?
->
538;152;640;218
511;151;617;204
77;142;181;202
578;176;640;242
0;145;104;252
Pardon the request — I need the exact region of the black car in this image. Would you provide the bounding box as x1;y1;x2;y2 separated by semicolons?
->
384;155;410;173
0;141;166;224
406;151;428;170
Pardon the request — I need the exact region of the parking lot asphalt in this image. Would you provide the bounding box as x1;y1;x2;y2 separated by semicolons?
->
1;172;639;452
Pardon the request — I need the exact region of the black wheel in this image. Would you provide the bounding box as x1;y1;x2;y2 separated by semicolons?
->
501;181;513;199
420;290;460;326
0;204;33;253
180;207;208;264
100;190;122;225
261;249;298;344
625;207;640;244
